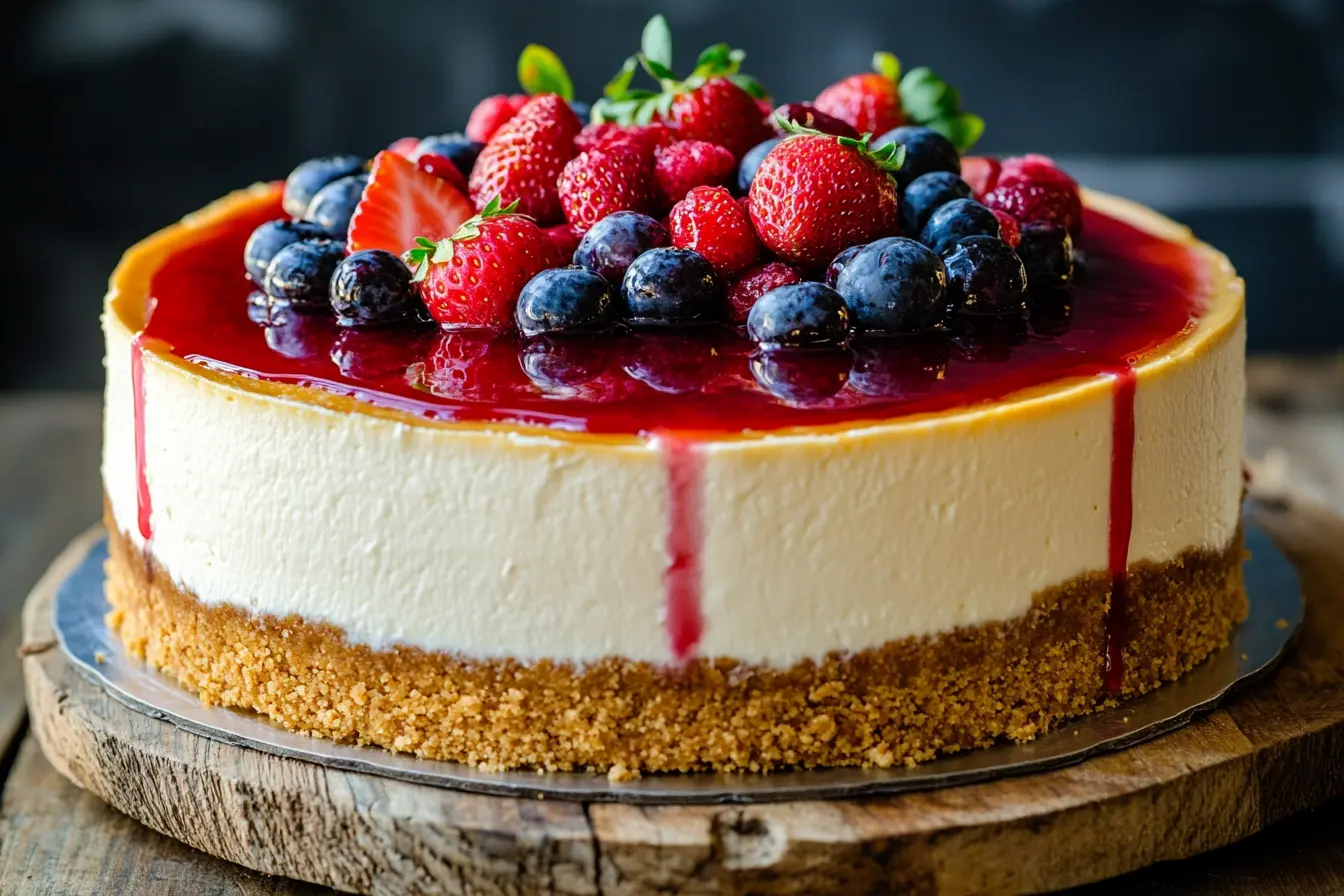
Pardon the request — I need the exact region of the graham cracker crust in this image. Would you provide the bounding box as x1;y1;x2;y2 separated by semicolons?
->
104;523;1246;774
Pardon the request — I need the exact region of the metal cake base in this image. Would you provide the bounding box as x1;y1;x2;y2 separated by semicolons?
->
54;524;1302;805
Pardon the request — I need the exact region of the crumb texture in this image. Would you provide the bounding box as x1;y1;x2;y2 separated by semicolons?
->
105;522;1245;773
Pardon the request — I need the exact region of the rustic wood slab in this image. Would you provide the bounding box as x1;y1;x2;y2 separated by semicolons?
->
19;494;1344;896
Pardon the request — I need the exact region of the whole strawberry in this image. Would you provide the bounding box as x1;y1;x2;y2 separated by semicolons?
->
408;197;563;329
465;94;529;143
748;131;902;267
668;77;773;159
468;94;582;226
727;261;802;324
814;52;904;137
557;146;658;234
653;140;735;208
669;185;761;277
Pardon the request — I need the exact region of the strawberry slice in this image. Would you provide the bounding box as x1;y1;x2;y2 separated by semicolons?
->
347;150;475;255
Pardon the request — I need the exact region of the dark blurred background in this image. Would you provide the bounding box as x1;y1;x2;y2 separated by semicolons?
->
2;0;1341;390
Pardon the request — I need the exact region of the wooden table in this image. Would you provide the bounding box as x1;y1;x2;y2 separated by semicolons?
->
1;366;1342;895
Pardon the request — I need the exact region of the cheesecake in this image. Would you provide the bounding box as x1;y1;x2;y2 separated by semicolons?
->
100;24;1247;774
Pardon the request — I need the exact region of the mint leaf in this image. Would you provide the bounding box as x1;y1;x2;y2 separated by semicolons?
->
517;44;573;101
641;14;673;70
872;51;901;83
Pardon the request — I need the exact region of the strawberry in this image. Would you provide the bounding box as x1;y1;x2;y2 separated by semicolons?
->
468;94;582;226
990;208;1021;248
668;185;760;276
557;146;658;235
407;197;563;330
769;103;860;140
653;140;735;208
814;52;904;138
347;151;475;256
543;223;581;260
592;17;771;159
595;123;676;162
960;155;1002;198
748;130;901;267
575;122;623;152
726;261;801;324
415;153;469;195
667;78;773;159
465;93;529;143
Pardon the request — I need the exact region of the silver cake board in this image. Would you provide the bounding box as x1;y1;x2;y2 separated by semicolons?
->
53;522;1301;805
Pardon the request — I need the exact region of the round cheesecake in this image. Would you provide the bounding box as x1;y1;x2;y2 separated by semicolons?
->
102;183;1246;774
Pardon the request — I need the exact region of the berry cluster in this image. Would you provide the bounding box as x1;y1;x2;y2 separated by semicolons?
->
241;14;1083;380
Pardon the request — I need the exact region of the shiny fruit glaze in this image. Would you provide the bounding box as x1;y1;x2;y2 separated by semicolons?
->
136;188;1210;675
142;195;1206;437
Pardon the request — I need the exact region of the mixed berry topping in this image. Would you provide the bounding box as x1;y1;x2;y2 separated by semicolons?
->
232;13;1101;419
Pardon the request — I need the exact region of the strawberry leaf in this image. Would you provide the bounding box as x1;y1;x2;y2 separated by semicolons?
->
729;73;769;99
641;14;673;70
872;51;901;83
641;56;677;82
899;66;983;151
928;112;986;154
603;56;639;100
517;44;573;101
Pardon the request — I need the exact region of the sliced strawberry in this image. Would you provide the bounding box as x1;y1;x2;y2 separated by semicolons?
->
960;156;1002;199
347;151;475;255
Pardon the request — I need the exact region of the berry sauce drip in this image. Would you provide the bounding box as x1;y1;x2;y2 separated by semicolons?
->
131;335;153;542
1104;366;1138;692
658;434;705;659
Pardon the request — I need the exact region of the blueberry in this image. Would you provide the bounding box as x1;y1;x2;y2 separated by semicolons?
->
330;249;420;326
919;198;1002;258
874;126;960;188
413;133;484;178
944;236;1029;316
304;173;369;236
834;237;947;333
736;138;783;195
749;349;850;406
1017;222;1075;293
900;171;974;237
621;248;724;325
824;244;864;288
244;219;331;282
263;239;346;309
746;283;850;349
1029;289;1073;338
848;335;950;398
282;154;366;219
516;266;619;336
573;212;669;285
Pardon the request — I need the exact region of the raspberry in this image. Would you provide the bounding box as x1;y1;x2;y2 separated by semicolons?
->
726;261;802;324
990;209;1021;248
668;185;762;277
984;179;1082;236
653;140;736;208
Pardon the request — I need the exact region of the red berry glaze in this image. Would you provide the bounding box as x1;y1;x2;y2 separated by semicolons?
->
668;78;773;159
469;95;582;226
558;146;659;235
465;93;529;143
347;150;475;255
669;185;761;277
726;261;802;324
748;134;900;266
653;140;736;208
416;210;563;330
991;208;1021;248
770;103;861;140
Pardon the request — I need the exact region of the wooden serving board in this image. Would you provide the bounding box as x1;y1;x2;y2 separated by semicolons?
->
20;491;1344;896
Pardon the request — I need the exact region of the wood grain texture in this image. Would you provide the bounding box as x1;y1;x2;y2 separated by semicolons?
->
16;491;1344;896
